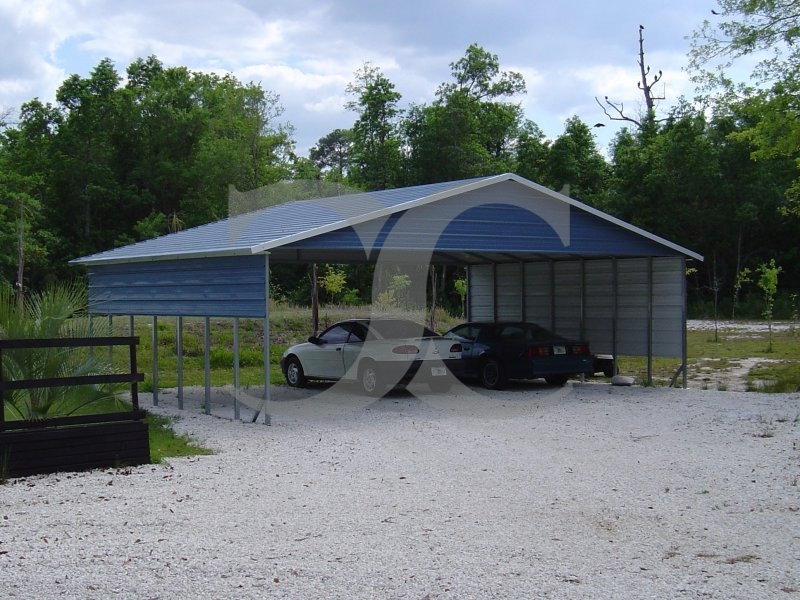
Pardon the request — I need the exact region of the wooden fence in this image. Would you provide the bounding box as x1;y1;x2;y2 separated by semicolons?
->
0;337;148;478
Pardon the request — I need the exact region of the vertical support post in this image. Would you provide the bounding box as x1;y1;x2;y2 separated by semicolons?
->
129;338;140;412
262;254;271;425
647;257;654;385
612;258;619;372
129;315;134;336
108;315;114;364
252;254;272;425
491;263;498;322
463;266;472;321
0;346;5;429
519;261;525;321
580;258;587;340
233;317;241;421
177;316;184;410
204;316;211;415
549;260;556;332
580;258;586;383
520;262;527;322
151;315;158;406
262;315;271;425
681;257;688;389
88;314;94;357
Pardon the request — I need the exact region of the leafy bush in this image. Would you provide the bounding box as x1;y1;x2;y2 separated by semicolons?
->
0;283;127;420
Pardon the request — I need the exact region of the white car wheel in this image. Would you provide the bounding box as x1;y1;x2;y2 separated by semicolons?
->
284;356;307;388
360;362;384;397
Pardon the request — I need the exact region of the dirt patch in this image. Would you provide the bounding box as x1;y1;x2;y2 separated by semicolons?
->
687;320;795;391
691;356;783;392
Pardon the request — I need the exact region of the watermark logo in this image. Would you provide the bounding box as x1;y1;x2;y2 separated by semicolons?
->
226;178;576;421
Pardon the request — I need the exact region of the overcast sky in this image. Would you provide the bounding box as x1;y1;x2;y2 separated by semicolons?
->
0;0;719;155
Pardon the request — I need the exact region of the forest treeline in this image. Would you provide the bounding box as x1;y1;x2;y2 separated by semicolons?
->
1;1;798;318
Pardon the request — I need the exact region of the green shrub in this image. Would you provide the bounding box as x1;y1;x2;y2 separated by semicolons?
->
0;282;128;419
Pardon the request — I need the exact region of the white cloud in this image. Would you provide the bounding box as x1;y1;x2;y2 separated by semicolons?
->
0;0;717;152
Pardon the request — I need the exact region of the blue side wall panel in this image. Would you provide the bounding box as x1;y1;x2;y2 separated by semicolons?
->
88;254;267;317
283;203;683;257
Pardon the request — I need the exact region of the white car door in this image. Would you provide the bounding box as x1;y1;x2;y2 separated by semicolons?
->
341;322;368;380
304;323;349;379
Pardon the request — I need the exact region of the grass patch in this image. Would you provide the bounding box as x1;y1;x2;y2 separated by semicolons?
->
746;361;800;392
146;412;214;462
688;329;799;360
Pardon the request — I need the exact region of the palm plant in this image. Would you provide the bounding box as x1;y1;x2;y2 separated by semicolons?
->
1;282;127;420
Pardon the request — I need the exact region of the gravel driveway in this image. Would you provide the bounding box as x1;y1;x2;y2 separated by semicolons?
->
2;381;799;599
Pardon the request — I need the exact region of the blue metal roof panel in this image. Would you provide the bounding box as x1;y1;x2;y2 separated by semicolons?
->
72;177;488;264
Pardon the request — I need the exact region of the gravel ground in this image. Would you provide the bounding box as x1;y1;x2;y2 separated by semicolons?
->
2;381;799;599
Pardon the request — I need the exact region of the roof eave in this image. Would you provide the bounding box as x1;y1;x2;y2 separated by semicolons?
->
70;246;263;267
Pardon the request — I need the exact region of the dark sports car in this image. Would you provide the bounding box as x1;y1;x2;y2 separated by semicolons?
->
443;321;594;389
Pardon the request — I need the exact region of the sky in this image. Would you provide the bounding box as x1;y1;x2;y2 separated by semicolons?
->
0;0;720;156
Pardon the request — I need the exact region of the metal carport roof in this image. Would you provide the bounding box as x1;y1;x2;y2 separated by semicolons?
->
72;173;701;267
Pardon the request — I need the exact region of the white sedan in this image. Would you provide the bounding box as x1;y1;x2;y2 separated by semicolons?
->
281;318;463;396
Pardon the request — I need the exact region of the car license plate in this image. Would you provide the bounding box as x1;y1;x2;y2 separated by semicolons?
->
431;367;447;377
553;345;566;355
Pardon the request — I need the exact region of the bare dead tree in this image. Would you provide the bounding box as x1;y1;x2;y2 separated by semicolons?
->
595;25;666;129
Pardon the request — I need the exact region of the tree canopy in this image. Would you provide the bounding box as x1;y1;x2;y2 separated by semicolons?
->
0;34;798;317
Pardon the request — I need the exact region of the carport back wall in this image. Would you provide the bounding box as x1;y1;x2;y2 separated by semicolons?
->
468;256;686;359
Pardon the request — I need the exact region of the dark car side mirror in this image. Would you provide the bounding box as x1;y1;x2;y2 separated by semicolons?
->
308;335;322;345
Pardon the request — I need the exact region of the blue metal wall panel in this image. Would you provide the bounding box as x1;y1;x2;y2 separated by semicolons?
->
283;202;685;257
88;254;267;317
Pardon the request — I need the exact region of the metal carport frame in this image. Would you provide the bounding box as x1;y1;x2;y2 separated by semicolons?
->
72;173;703;422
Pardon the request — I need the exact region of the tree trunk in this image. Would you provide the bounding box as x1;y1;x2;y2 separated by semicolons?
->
311;264;319;334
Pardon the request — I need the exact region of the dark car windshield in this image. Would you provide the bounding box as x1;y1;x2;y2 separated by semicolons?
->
367;319;438;340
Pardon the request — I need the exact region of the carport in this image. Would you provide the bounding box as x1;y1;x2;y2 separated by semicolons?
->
72;173;703;422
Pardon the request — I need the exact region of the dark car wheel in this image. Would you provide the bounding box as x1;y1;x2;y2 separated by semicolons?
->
545;374;569;386
360;361;385;397
284;356;307;388
480;358;506;390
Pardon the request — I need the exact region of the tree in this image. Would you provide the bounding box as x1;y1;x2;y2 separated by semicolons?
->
545;117;610;205
319;265;348;303
514;120;551;184
689;1;800;218
606;98;797;313
50;58;123;257
37;56;294;263
309;129;353;182
596;25;666;130
756;259;782;351
689;0;800;87
345;63;403;191
404;44;526;184
0;99;61;292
